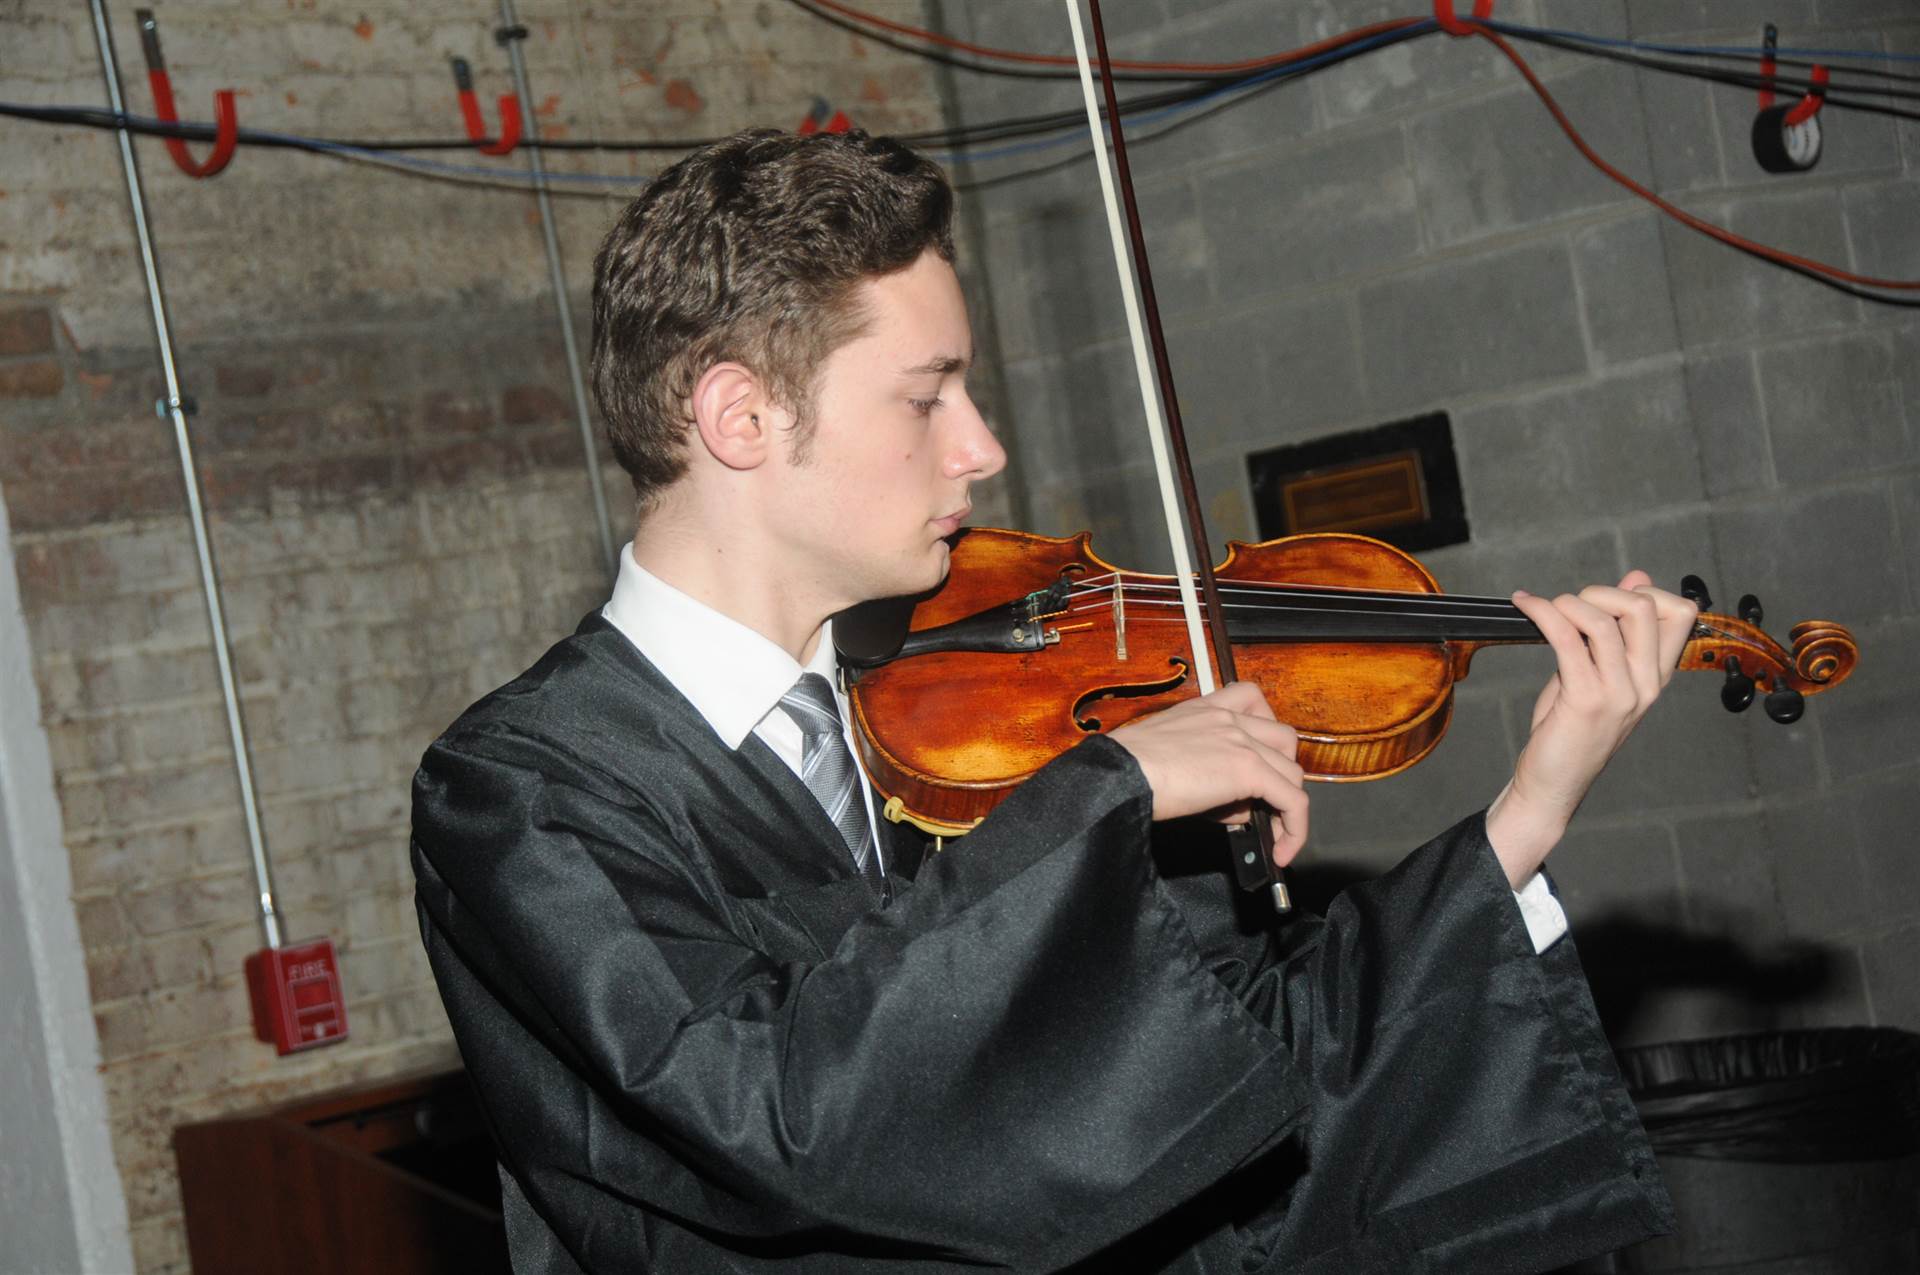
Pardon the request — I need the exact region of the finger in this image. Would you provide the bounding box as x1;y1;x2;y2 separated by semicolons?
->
1233;713;1300;762
1583;583;1662;705
1556;590;1636;707
1636;584;1700;681
1217;732;1307;832
1207;680;1277;721
1617;568;1652;592
1267;783;1310;866
1514;589;1603;700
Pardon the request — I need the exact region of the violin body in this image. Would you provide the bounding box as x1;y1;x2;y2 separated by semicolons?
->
849;527;1479;834
844;526;1858;837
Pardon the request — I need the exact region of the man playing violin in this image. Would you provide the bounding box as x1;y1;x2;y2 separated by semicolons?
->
412;128;1691;1273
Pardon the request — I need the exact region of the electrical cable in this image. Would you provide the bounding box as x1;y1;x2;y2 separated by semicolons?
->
1492;26;1920;119
780;0;1228;82
5;12;1915;301
1491;22;1920;73
785;0;1425;76
805;0;1919;76
1464;22;1920;302
793;4;1920;301
10;15;1911;160
925;26;1426;167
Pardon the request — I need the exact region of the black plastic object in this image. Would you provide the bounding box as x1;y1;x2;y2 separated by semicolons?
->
1752;103;1823;173
1567;1030;1920;1273
1764;685;1805;724
1719;657;1755;713
1616;1028;1920;1163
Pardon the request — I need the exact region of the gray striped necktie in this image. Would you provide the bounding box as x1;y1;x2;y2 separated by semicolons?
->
779;672;882;887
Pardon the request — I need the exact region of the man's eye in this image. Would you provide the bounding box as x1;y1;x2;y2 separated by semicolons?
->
908;396;943;417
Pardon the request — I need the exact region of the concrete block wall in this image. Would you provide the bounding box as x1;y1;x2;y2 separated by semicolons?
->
2;2;948;1270
933;1;1919;1044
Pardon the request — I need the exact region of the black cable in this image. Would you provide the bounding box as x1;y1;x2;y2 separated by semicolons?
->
4;18;1912;162
777;0;1234;84
1502;27;1920;107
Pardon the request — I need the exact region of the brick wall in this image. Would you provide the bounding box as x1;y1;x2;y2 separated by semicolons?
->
934;0;1920;1043
2;2;948;1270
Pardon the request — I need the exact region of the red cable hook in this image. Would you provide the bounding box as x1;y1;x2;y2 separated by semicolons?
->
452;58;522;156
796;97;853;136
1434;0;1494;37
135;8;238;179
1784;63;1829;127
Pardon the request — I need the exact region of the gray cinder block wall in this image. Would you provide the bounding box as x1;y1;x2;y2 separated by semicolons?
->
0;3;950;1270
933;0;1919;1044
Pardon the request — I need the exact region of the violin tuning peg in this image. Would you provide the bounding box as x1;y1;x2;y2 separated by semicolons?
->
1721;656;1755;713
1765;686;1805;724
1681;574;1713;611
1739;593;1764;625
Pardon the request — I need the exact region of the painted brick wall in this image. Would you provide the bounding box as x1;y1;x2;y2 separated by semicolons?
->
934;0;1920;1045
2;2;949;1269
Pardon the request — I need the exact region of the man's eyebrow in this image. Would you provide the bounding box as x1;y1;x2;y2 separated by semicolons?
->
900;353;970;377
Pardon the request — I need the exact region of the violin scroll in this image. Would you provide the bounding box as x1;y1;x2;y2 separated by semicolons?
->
1675;577;1857;724
1787;620;1857;687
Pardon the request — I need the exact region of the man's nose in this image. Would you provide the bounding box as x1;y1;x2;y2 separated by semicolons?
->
946;391;1006;480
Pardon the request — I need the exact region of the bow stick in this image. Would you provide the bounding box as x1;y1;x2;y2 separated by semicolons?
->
1064;0;1292;913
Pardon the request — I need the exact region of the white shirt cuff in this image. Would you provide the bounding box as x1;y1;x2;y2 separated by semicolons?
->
1512;870;1568;954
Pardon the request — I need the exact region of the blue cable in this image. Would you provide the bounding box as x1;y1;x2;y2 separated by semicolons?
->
926;23;1432;167
8;18;1905;185
217;124;657;186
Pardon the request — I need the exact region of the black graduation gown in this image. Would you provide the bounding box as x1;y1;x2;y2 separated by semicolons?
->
410;614;1672;1273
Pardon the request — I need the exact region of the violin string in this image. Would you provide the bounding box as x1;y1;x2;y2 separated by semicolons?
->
1058;571;1523;611
1049;571;1755;646
1058;583;1532;619
1055;596;1751;652
1062;596;1542;625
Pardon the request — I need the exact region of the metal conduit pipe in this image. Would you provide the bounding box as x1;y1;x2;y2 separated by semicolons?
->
87;0;283;949
497;0;619;580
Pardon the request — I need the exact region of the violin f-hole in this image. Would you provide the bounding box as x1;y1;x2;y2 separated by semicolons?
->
1073;658;1189;732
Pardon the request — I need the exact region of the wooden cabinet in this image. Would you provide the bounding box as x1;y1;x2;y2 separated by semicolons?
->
174;1070;508;1275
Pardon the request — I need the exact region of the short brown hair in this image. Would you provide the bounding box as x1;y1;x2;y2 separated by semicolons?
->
590;128;956;507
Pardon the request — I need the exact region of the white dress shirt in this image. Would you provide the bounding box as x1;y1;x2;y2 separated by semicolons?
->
599;545;1565;950
601;547;885;874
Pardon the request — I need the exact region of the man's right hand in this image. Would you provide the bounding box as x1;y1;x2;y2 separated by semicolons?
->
1107;682;1310;867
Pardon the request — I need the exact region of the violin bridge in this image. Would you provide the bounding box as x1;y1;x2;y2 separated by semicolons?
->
1112;575;1128;660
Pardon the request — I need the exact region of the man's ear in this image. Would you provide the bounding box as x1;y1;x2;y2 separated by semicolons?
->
689;362;773;472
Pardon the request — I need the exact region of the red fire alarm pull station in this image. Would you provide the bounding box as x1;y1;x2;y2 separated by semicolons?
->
245;937;350;1055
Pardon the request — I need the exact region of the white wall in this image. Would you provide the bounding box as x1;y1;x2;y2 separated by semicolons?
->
0;479;133;1274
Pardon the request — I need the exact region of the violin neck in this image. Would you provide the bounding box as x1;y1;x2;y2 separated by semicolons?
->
1220;589;1543;645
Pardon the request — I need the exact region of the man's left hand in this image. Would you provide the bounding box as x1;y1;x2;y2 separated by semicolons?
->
1486;570;1698;887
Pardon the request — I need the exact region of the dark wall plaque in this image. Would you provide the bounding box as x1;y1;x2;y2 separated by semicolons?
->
1247;412;1468;552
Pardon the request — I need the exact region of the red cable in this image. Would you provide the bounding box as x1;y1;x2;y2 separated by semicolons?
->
803;0;1421;74
813;0;1915;295
1468;25;1919;292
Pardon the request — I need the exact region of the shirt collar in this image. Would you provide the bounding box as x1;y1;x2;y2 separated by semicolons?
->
601;545;838;750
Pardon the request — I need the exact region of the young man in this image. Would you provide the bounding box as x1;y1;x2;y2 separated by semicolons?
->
413;129;1689;1273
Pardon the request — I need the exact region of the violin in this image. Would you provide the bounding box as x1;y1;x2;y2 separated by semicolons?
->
870;0;1858;910
838;526;1858;838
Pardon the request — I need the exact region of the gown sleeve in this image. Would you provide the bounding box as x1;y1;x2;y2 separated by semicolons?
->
413;730;1308;1271
1141;816;1674;1274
